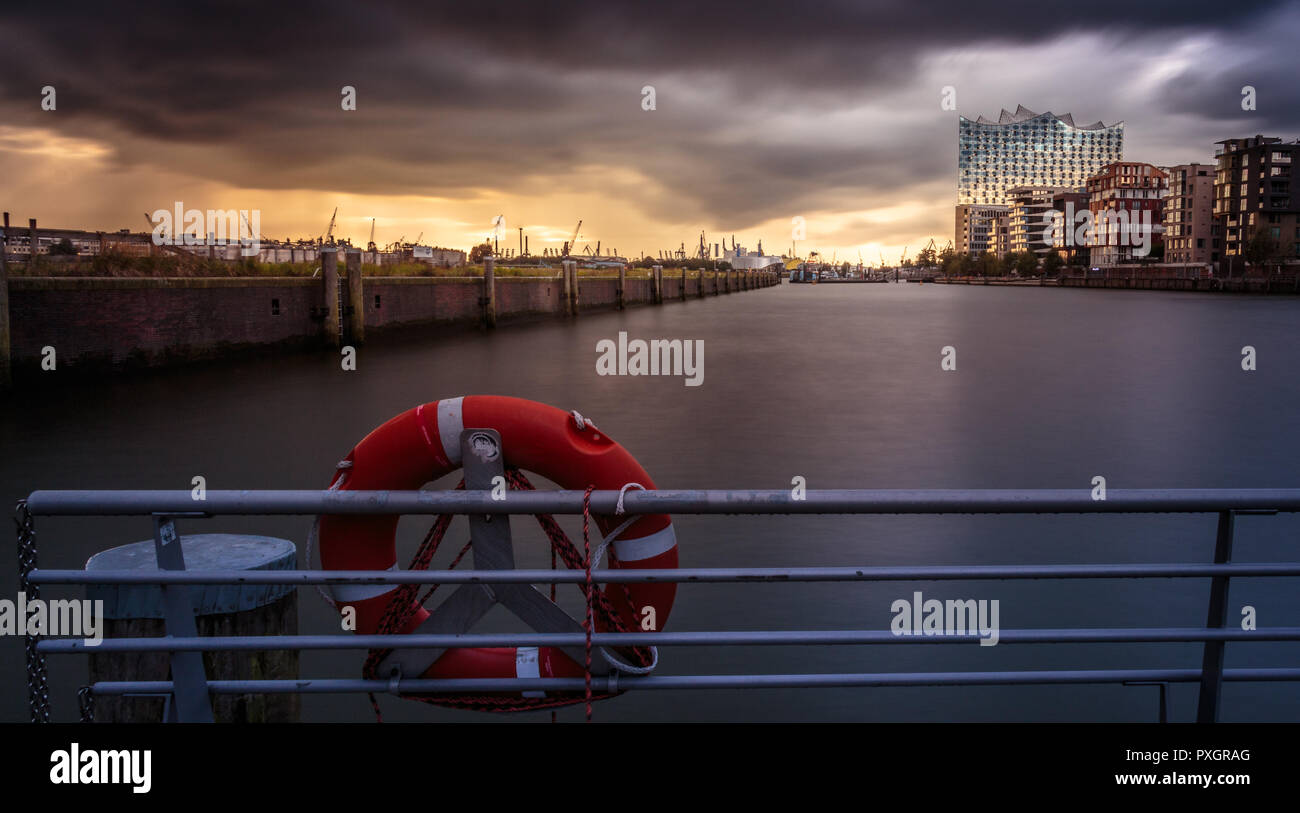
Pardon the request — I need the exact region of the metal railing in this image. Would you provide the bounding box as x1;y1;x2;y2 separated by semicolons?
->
17;486;1300;723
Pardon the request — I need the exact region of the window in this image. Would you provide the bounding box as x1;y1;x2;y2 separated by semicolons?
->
270;298;280;316
374;294;382;309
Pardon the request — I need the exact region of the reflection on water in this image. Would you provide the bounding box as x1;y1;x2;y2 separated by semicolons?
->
3;284;1298;721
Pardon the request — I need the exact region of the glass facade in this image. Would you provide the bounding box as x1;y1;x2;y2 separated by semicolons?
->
958;108;1123;206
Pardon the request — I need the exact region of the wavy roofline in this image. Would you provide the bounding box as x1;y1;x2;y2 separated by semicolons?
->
959;105;1123;131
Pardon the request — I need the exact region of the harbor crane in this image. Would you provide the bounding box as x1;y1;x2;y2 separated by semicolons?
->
562;220;582;258
141;212;206;269
240;211;268;245
324;207;338;244
367;218;376;252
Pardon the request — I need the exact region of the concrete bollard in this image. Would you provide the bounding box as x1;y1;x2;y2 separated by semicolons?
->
321;246;340;346
483;256;497;329
345;248;365;344
617;263;626;310
85;534;300;723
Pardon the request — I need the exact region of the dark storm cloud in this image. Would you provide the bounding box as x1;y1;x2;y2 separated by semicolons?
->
0;0;1295;228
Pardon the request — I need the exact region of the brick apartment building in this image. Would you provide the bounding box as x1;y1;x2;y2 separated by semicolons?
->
1214;135;1299;268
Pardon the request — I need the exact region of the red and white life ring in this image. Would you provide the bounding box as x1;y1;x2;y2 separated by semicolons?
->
317;395;677;702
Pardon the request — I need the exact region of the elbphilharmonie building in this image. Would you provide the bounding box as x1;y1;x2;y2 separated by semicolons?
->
958;105;1124;206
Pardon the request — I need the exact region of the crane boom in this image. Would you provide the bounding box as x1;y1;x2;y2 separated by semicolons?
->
562;220;582;257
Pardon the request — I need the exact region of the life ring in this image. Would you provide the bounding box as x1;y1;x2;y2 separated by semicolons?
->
317;395;677;707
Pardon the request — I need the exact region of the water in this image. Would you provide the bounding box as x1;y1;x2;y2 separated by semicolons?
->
2;282;1298;722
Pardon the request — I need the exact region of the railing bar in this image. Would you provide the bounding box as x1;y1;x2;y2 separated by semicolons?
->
36;627;1300;654
24;488;1300;516
87;667;1300;695
29;563;1300;586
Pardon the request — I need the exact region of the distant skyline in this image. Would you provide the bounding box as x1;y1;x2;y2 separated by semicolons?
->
2;1;1298;263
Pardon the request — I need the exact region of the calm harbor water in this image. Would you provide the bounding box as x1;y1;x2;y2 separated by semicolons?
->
2;282;1298;722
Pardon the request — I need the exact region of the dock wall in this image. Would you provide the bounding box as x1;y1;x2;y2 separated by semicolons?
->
4;270;779;375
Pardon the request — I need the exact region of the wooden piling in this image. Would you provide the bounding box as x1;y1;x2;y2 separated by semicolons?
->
0;212;10;391
652;265;663;304
569;260;580;315
681;266;688;300
617;263;626;310
27;218;38;272
345;249;365;343
483;256;497;329
85;534;300;723
698;268;706;298
321;246;340;346
560;260;572;316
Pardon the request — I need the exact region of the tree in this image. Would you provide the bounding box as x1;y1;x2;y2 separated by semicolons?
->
977;251;1000;276
468;242;493;264
1015;251;1038;277
1243;227;1284;268
1043;250;1064;276
938;246;957;276
49;237;77;256
841;261;851;274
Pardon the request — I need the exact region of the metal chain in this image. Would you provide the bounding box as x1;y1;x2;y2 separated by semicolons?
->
15;500;50;723
78;687;95;723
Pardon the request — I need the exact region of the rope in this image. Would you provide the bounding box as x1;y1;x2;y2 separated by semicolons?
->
570;410;597;431
616;482;645;515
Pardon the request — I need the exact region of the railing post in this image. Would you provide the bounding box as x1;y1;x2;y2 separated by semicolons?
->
152;517;215;723
1196;510;1235;723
